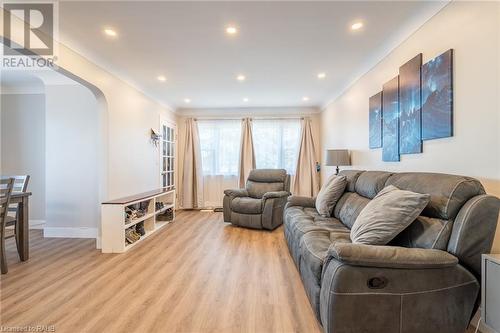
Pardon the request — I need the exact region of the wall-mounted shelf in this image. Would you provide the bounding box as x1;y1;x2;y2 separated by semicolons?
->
101;188;175;253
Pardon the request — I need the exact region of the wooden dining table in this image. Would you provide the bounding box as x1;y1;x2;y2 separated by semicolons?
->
10;191;31;261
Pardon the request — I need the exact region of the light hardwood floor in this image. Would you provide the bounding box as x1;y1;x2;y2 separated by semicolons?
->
0;211;321;333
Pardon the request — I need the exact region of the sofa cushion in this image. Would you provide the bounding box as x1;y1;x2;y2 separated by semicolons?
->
299;230;351;317
385;172;485;220
333;192;371;229
231;197;263;214
284;206;349;265
354;171;393;199
338;170;363;192
350;185;430;245
315;175;347;217
246;181;284;199
247;168;287;183
391;216;453;250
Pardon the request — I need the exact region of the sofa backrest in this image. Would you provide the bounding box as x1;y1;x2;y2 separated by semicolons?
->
335;170;498;278
246;169;289;198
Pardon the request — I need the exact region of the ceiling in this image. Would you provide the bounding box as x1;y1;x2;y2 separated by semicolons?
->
58;1;448;110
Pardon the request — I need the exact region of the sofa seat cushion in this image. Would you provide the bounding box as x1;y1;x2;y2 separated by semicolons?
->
231;197;262;214
284;206;349;243
299;230;351;318
284;206;349;266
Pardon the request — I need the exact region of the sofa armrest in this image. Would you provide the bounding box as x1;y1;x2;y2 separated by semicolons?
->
223;189;249;198
262;191;290;200
286;195;316;208
328;243;458;269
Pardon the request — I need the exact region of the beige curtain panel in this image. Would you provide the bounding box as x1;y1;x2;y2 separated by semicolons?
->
293;117;320;197
180;118;204;208
238;118;256;187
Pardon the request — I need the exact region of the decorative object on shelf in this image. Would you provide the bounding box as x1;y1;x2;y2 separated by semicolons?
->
150;128;161;147
325;149;351;175
125;227;141;244
369;91;383;149
135;222;145;236
399;53;423;154
157;208;174;222
368;49;453;161
125;200;150;223
422;49;453;140
155;201;165;211
382;76;400;162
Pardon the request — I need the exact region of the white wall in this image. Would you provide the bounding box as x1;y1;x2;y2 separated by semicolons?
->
320;1;500;251
1;93;46;222
44;84;100;237
50;43;177;200
0;10;178;240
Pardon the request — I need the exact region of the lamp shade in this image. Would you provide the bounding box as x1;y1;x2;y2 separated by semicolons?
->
325;149;351;166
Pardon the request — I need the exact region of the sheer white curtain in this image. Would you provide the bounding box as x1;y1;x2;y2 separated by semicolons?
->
252;118;301;191
197;120;241;208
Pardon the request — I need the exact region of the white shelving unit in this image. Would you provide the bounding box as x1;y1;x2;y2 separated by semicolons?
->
101;189;175;253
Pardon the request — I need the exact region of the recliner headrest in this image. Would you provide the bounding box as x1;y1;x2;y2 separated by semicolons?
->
248;169;287;183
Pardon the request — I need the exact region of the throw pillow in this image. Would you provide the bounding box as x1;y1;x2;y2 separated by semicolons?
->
350;185;430;245
315;175;347;217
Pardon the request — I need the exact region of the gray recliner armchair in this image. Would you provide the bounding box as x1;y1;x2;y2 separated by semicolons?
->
223;169;290;230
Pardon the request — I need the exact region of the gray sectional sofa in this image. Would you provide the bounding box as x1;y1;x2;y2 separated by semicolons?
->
284;170;500;333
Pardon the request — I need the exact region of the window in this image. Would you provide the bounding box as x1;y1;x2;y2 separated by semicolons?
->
198;119;241;176
252;119;301;175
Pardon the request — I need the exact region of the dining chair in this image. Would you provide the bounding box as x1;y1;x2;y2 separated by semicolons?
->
1;178;15;274
1;175;30;255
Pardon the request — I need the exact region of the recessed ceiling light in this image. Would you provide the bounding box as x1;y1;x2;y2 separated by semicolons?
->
226;26;238;35
184;98;191;104
157;75;167;82
104;28;117;37
243;97;249;102
351;22;364;31
302;96;310;102
317;72;326;79
236;74;246;81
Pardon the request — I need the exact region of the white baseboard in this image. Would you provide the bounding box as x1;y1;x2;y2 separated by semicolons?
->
43;227;98;239
30;220;46;229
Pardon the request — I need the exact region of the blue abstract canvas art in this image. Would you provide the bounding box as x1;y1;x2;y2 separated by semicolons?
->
382;76;400;162
422;49;453;140
369;92;383;149
399;54;422;154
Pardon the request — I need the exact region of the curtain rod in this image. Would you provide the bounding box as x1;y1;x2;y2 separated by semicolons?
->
193;116;305;121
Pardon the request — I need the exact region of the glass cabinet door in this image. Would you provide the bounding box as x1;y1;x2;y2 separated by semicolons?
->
161;123;175;189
